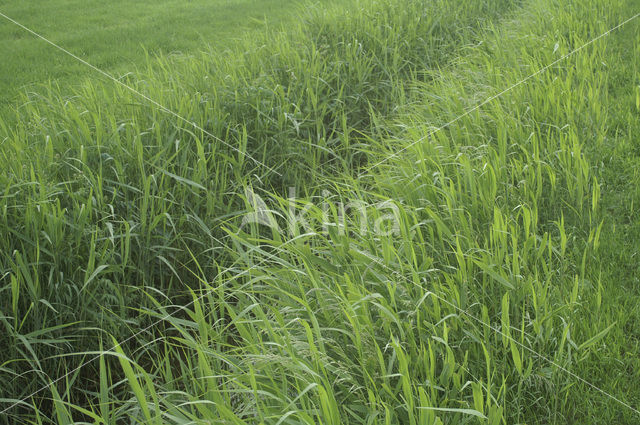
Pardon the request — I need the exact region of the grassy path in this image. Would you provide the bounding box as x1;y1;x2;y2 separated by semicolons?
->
579;13;640;422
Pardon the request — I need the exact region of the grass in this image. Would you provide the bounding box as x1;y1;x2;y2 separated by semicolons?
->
0;0;302;106
1;0;640;423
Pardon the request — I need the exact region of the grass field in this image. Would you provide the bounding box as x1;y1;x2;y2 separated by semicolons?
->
0;0;299;105
1;0;640;424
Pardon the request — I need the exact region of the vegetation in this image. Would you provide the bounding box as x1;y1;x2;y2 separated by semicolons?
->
1;0;639;423
0;0;300;105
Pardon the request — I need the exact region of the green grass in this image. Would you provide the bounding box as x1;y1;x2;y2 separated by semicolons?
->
0;0;302;106
1;0;640;423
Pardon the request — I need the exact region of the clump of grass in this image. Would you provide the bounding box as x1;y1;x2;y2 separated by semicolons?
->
1;0;640;423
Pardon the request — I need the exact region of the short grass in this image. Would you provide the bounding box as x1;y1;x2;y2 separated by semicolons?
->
1;0;639;424
0;0;301;105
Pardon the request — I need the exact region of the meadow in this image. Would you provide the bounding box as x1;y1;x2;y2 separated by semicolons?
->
0;0;299;106
0;0;639;424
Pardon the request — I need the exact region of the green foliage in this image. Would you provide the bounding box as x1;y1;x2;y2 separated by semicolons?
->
0;0;305;106
1;0;640;424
